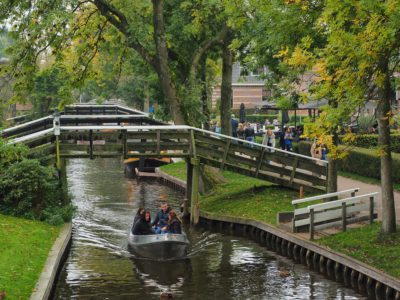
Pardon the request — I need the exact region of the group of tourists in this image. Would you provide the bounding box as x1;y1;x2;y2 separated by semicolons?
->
131;202;182;235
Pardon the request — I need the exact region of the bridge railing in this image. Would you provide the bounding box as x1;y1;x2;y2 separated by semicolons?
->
191;128;327;192
8;124;328;192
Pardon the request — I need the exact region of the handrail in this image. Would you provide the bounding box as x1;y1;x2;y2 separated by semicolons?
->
9;128;54;144
8;124;329;166
307;192;378;212
191;127;328;164
65;104;148;116
1;116;52;134
292;188;359;205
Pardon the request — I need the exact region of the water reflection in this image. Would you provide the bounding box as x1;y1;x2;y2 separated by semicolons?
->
53;159;363;299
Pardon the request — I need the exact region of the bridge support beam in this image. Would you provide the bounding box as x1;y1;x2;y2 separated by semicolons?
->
190;158;200;225
183;158;192;221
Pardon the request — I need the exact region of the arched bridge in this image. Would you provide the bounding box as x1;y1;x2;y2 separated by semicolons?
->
3;104;328;223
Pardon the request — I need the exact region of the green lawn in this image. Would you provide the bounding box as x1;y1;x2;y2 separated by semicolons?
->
160;160;187;181
0;214;61;299
199;171;302;224
318;223;400;278
161;162;305;224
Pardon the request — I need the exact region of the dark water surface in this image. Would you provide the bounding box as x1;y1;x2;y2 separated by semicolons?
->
53;159;363;299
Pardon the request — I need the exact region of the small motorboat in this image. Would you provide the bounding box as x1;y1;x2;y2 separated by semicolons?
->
128;231;190;260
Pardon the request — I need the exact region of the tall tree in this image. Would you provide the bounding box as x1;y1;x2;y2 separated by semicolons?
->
0;0;232;125
292;0;399;233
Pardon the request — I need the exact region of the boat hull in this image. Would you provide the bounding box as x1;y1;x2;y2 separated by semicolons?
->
128;233;189;260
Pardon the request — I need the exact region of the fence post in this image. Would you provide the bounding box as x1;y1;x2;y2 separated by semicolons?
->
309;208;314;240
89;129;93;160
369;196;374;225
342;202;347;232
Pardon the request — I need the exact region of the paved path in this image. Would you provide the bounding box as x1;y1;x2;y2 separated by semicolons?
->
338;176;400;224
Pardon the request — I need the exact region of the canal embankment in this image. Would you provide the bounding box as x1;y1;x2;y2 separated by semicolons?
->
158;162;400;299
0;214;62;299
30;222;71;300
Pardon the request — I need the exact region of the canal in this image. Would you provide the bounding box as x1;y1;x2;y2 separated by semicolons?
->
53;158;364;299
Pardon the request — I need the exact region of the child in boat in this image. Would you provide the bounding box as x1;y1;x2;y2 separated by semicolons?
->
152;202;171;233
162;210;182;234
132;210;155;235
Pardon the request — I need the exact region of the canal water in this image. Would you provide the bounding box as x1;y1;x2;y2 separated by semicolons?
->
53;158;364;299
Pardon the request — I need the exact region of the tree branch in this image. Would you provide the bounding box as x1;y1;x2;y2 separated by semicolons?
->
188;25;230;80
91;0;157;69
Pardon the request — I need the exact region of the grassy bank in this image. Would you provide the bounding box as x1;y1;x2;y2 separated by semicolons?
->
318;223;400;278
161;162;305;224
0;214;61;299
160;162;400;278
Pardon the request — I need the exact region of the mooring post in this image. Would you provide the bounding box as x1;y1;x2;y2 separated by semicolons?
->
190;157;200;225
184;158;193;220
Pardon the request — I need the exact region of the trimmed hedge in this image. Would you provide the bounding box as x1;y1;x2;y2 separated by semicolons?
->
296;141;400;183
340;134;400;153
242;114;280;123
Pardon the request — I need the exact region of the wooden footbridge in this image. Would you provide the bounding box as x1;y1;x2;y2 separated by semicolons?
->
3;104;328;223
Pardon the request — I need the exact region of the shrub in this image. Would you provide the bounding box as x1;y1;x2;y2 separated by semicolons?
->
340;134;400;153
245;114;281;123
0;159;73;223
296;141;400;183
0;139;29;170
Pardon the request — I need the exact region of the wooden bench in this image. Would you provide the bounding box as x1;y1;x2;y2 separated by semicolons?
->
292;188;360;233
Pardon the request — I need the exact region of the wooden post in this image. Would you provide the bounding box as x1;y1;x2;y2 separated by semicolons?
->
369;196;374;225
184;158;193;220
59;159;68;204
56;135;61;170
156;130;161;156
309;208;315;240
190;158;200;225
351;191;356;197
342;202;347;232
299;186;304;199
122;129;127;159
220;139;231;171
89;129;93;160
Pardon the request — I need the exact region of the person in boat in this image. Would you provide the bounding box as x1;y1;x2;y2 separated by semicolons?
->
152;202;171;233
162;210;182;234
132;210;155;235
133;207;145;226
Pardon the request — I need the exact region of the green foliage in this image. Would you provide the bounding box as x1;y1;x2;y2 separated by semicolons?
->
0;214;61;299
297;141;400;183
29;64;73;116
0;143;74;225
357;115;377;134
245;114;279;123
0;160;57;220
341;134;400;153
0;138;28;170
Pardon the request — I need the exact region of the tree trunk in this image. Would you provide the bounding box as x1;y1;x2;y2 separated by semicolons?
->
152;0;186;125
327;101;338;194
378;68;396;233
200;56;210;130
220;31;233;136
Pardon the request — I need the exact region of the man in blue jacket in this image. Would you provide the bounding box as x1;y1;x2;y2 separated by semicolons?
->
152;202;171;233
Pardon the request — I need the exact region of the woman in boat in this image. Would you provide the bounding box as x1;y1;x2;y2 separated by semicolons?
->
132;210;155;235
133;207;145;226
162;210;182;234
